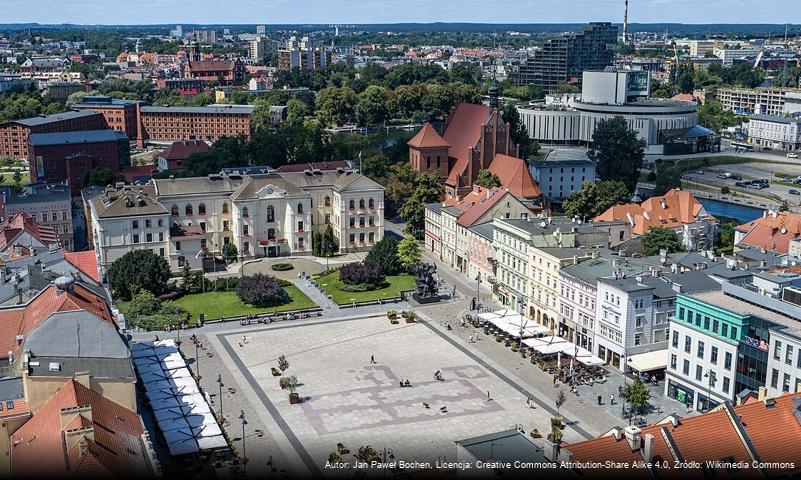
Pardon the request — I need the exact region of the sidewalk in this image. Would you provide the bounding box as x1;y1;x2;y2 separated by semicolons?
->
290;278;338;311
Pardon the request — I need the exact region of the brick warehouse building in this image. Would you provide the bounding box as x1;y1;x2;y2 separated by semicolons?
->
0;110;106;158
28;130;130;194
72;95;141;142
134;104;254;147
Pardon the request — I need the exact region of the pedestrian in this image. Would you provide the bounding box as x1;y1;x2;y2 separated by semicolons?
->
597;395;602;405
487;391;491;401
242;335;247;344
610;394;615;405
370;354;376;364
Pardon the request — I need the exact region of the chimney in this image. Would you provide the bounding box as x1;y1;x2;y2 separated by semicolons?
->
757;386;767;402
609;426;623;441
544;440;560;461
74;371;91;389
643;433;655;463
624;426;642;452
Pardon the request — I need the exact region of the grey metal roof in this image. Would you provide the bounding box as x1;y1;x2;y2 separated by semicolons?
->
153;175;244;197
598;276;655;293
751;114;801;124
6;110;101;128
23;310;130;359
425;202;442;214
5;185;71;204
469;221;494;241
230;174;309;200
89;184;168;219
561;254;663;285
530;149;594;167
28;129;128;147
0;377;24;402
140;105;254;115
27;356;135;380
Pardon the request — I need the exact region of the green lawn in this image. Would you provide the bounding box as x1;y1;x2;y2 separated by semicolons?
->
315;270;415;305
166;286;317;321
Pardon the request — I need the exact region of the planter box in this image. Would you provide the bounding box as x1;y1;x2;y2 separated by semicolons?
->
390;319;399;324
289;393;300;404
271;368;281;377
405;318;415;323
530;430;542;439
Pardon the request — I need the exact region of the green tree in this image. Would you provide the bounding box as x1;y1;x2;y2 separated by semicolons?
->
120;289;162;318
622;378;651;414
474;169;501;189
653;162;683;196
83;166;124;187
501;102;538;158
588;116;646;193
556;83;579;94
251;99;273;132
562;180;631;219
65;90;93;107
365;236;402;275
312;232;323;256
399;171;445;236
108;250;171;301
641;227;686;256
355;85;391;127
396;234;422;272
222;243;238;263
12;170;23;193
716;222;736;255
285;98;310;123
321;224;338;257
315;86;358;126
180;263;199;294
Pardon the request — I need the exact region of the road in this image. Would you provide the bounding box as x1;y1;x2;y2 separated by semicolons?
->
684;162;801;209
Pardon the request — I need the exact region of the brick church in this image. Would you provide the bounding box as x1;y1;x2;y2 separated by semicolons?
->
407;87;542;202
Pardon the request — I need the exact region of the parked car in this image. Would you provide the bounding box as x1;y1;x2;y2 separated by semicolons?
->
763;147;773;151
790;189;800;195
735;181;749;187
793;179;801;185
731;175;742;180
694;170;704;174
787;152;799;159
717;172;732;179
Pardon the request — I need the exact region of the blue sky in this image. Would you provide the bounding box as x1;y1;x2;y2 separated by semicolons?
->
3;0;798;25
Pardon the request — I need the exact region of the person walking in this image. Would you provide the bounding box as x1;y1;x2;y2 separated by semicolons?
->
597;395;602;406
610;394;615;405
370;354;376;364
487;391;491;401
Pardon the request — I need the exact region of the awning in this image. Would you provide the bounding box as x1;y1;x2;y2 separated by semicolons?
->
627;350;667;373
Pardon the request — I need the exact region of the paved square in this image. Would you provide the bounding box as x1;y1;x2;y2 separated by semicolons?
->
222;316;588;471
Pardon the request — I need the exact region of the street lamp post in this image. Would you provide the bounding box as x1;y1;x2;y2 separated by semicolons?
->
239;410;248;471
381;447;394;479
194;340;200;380
704;370;716;412
217;374;224;422
476;274;481;312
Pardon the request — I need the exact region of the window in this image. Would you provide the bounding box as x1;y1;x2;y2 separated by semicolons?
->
685;335;692;353
368;232;374;243
325;213;331;224
132;220;139;229
159;247;165;257
222;202;229;214
722;323;728;338
159;232;164;242
158;219;163;227
297;203;303;214
268;228;275;240
324;196;331;207
243;241;249;253
198;203;206;215
704;317;710;330
51;212;57;221
774;340;783;360
368;198;374;209
369;216;374;226
713;320;719;333
242;207;249;218
146;233;153;242
678;307;685;320
349;233;355;243
672;331;679;348
185;204;193;216
683;359;690;375
731;327;738;340
359;199;365;209
784;373;791;392
635;316;644;328
178;256;185;267
297;221;304;232
200;222;206;232
698;341;705;359
723;377;730;394
711;346;718;364
297;237;304;249
62;211;68;221
696;365;703;381
349;199;355;210
771;369;779;388
787;345;795;366
670;354;677;370
175;241;181;251
359;232;365;243
359;217;365;228
145;219;152;228
223;220;229;231
243;224;249;236
266;205;274;222
133;234;140;244
725;352;732;370
349;218;355;228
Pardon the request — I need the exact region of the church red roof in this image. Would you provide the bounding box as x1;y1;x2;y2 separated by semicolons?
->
488;153;542;199
407;122;450;149
0;212;58;252
443;103;492;186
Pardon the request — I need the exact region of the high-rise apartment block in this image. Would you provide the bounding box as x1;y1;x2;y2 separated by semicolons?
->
278;36;332;71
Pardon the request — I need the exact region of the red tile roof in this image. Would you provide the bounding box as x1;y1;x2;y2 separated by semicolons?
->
64;251;101;283
160;139;209;161
12;379;154;479
188;59;236;72
564;393;801;479
0;283;114;359
455;187;509;227
407;122;450;149
488;153;542;199
736;211;801;254
121;165;156;183
594;189;714;235
443;103;492;186
0;212;58;252
0;398;30;419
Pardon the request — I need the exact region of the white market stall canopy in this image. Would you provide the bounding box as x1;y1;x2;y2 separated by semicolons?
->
132;339;226;456
574;347;605;367
482;310;551;339
627;350;668;373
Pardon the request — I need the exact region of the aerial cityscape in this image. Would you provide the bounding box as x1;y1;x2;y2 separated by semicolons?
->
2;1;801;479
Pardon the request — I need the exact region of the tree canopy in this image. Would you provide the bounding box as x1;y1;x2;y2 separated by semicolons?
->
396;235;422;272
366;236;402;275
588;116;646;193
562;180;631;220
474;169;502;189
108;250;171;301
641;227;687;256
